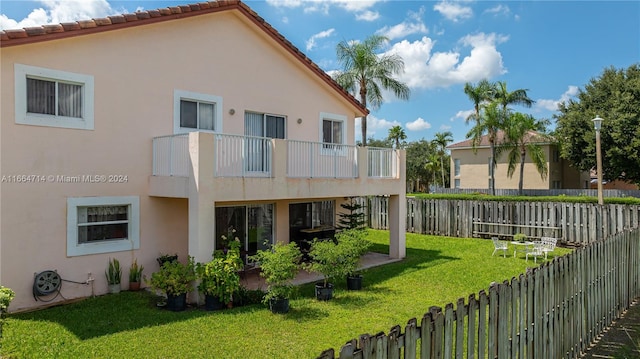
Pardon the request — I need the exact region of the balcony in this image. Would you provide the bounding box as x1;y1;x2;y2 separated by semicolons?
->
149;132;404;200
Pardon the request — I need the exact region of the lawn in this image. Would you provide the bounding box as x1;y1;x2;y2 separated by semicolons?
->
0;231;571;359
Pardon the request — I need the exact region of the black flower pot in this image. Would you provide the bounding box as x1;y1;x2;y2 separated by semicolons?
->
315;282;333;301
269;297;290;314
346;274;363;291
205;295;225;311
166;293;187;311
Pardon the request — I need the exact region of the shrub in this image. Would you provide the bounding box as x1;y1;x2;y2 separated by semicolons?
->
148;257;197;296
250;242;301;302
0;285;15;338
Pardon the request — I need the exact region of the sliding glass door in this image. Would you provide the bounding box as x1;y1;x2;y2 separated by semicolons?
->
215;204;274;262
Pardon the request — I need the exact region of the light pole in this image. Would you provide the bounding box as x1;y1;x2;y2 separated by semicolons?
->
592;115;604;205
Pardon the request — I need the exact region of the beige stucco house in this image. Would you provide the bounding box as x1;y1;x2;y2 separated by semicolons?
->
0;1;406;312
448;131;588;190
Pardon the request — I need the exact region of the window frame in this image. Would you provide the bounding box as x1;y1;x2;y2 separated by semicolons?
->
319;112;348;154
67;196;140;256
454;159;461;177
15;64;94;130
173;90;223;134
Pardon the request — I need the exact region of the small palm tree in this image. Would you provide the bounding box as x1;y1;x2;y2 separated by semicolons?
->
464;79;495;125
501;113;550;194
432;131;453;187
466;102;510;195
492;81;534;111
387;125;407;149
333;35;410;147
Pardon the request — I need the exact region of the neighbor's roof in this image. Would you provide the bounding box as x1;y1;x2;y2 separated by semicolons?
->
0;0;367;117
447;130;554;149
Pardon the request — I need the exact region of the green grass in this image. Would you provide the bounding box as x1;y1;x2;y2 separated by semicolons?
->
0;231;572;359
409;192;640;205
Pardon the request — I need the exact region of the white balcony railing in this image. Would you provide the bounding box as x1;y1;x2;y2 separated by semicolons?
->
152;134;190;177
368;147;398;178
287;140;357;178
153;135;399;180
214;133;272;177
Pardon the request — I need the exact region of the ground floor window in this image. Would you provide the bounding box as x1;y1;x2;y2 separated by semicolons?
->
67;196;140;256
215;204;274;261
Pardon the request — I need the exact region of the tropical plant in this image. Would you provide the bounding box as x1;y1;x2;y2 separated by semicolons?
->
432;131;454;187
129;258;144;283
156;253;178;267
554;64;640;185
335;229;371;277
250;242;301;302
337;197;367;231
464;79;495;125
387;125;407;149
333;34;410;147
105;258;122;285
466;101;510;195
500;113;550;194
492;81;534;112
306;239;352;288
148;257;197;296
406;139;437;192
0;285;15;338
196;240;243;304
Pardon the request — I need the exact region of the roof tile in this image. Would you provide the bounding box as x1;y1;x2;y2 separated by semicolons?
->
148;10;162;18
4;29;28;39
77;20;97;29
123;13;139;21
108;15;127;24
24;27;47;36
43;24;64;33
136;12;151;20
94;18;112;26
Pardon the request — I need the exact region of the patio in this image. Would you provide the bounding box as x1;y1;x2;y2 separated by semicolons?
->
240;251;401;290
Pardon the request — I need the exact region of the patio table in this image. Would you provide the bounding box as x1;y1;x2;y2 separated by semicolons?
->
510;241;534;258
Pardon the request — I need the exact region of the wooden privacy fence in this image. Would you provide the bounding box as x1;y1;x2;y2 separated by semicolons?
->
363;197;640;246
317;228;640;359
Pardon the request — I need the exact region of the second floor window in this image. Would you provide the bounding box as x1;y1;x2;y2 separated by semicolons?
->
454;159;460;176
180;100;215;131
27;78;83;118
323;119;343;144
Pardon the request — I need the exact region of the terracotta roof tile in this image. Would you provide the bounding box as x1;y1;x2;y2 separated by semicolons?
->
0;0;367;116
447;130;553;149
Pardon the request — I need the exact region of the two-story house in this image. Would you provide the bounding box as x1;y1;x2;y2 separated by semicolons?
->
0;0;406;312
448;131;587;190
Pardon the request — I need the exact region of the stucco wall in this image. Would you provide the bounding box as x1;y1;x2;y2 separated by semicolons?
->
0;10;363;311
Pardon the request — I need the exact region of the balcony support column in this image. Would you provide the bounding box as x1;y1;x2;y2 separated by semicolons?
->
187;132;216;264
388;193;406;259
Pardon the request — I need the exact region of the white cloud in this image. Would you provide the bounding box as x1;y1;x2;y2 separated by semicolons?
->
484;5;511;17
535;86;579;112
354;115;401;139
1;0;120;30
439;124;452;130
306;28;335;51
453;109;474;122
377;7;428;40
356;11;379;22
406;117;432;131
385;33;507;90
434;1;473;22
266;0;382;20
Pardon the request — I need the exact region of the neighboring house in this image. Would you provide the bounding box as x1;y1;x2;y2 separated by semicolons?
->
448;131;588;190
0;1;406;312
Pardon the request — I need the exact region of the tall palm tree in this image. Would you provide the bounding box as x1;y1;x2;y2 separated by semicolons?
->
492;81;534;111
432;131;453;186
501;113;550;195
463;79;495;125
466;102;510;195
333;35;411;147
387;125;407;149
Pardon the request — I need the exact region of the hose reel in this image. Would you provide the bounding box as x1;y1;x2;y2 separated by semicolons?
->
33;270;91;302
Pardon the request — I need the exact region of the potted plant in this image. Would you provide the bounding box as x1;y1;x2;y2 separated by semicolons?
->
197;240;243;310
0;285;15;338
306;238;352;301
148;257;196;311
105;258;122;294
336;229;371;290
128;258;144;291
156;253;178;268
250;241;301;314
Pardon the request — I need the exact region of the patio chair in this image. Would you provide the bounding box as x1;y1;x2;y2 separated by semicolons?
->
492;237;508;258
540;237;557;260
525;242;545;263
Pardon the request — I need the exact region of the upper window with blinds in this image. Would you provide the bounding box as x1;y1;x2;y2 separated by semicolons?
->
15;64;94;130
174;90;223;134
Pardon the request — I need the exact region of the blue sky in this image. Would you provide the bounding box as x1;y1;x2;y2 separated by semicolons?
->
1;1;638;144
